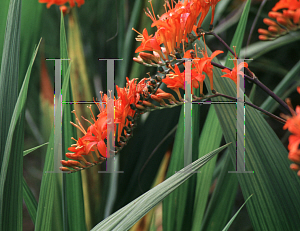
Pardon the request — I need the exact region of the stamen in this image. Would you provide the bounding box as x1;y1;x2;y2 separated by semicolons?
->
87;105;96;122
148;0;157;21
145;7;156;22
71;137;78;142
165;0;171;10
163;3;167;13
169;65;176;72
108;90;113;100
202;35;208;57
193;43;198;57
81;116;93;125
233;46;237;58
71;110;87;134
70;121;86;135
132;27;143;36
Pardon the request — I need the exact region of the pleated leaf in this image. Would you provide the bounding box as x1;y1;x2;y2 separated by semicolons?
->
200;153;238;231
163;88;200;231
35;59;71;231
198;8;300;231
23;143;49;156
260;60;300;113
23;177;38;225
61;11;87;231
240;32;300;59
222;194;253;231
91;143;230;231
191;106;223;231
0;3;40;223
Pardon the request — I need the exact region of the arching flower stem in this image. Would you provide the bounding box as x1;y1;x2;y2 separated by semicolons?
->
210;61;291;115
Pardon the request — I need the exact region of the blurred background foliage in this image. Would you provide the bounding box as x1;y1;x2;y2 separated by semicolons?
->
0;0;300;230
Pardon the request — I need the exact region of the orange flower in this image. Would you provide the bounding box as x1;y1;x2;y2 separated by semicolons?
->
258;0;300;40
39;0;84;8
281;87;300;176
162;64;199;99
184;44;223;93
133;28;166;59
272;0;300;11
197;0;221;28
61;76;175;172
221;61;248;84
133;0;222;60
61;79;137;171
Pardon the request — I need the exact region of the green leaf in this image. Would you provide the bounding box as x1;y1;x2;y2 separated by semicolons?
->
0;1;10;63
163;88;200;231
61;11;87;231
35;57;71;231
23;177;38;225
240;32;300;59
199;32;300;231
116;0;144;86
249;83;256;102
19;0;43;83
191;106;222;231
260;60;300;113
213;3;245;36
91;143;231;231
200;154;238;231
224;0;251;68
0;4;40;222
0;0;22;166
19;0;43;138
23;142;49;156
222;194;253;231
113;105;181;212
34;128;56;231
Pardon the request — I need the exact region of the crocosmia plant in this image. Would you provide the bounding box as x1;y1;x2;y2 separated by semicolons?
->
1;0;300;230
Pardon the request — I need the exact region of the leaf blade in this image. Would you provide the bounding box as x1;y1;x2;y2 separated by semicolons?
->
91;143;231;231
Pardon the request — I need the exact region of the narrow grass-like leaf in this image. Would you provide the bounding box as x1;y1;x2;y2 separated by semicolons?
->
116;0;144;86
34;127;56;231
114;105;181;212
23;177;38;224
198;0;300;228
35;63;71;231
0;38;40;230
222;194;253;231
200;154;238;231
224;0;251;67
199;37;300;231
240;32;300;59
61;11;87;231
192;4;251;227
191;106;222;231
0;1;24;228
23;142;49;156
163;88;200;231
91;143;231;231
0;0;22;147
249;83;256;102
19;0;42;80
260;60;300;113
0;1;10;63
